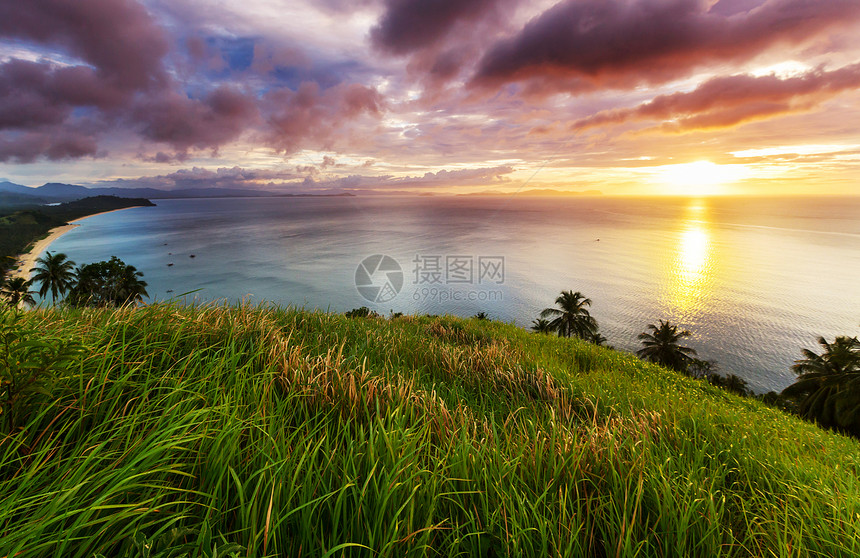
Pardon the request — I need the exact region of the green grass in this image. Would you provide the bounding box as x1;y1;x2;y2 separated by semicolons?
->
1;303;859;557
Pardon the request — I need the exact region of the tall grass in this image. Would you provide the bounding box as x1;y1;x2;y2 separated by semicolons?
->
1;303;858;557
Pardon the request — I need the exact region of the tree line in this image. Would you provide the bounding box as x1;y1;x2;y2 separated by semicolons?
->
533;289;860;438
0;252;148;308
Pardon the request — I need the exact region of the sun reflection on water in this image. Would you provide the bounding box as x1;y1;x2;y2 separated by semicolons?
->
666;201;714;315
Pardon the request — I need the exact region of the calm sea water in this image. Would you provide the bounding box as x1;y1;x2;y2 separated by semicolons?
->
44;195;860;393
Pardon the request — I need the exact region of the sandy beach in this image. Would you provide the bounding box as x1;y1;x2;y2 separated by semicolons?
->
7;207;144;280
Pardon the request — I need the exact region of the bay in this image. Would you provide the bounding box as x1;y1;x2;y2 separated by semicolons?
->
45;195;860;393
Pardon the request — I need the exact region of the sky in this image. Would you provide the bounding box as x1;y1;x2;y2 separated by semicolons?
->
1;0;859;196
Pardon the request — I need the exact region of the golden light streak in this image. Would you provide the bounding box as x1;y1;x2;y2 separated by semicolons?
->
650;161;750;196
664;201;715;315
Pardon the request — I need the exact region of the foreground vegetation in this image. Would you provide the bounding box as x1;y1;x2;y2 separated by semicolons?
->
2;304;859;557
533;290;860;437
2;252;148;309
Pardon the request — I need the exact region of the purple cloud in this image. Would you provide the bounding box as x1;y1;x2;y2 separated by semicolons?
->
263;82;383;154
0;0;385;162
0;130;100;163
473;0;860;91
371;0;502;54
133;86;259;154
0;0;169;92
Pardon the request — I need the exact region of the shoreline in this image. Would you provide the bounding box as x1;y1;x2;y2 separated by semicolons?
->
7;206;143;281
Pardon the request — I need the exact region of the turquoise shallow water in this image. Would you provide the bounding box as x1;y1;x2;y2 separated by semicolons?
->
43;195;860;393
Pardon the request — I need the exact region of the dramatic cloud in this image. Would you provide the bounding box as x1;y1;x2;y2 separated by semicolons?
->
2;0;859;195
0;0;169;160
473;0;860;90
371;0;501;54
0;130;100;163
0;59;124;130
572;63;860;133
263;82;383;154
0;0;169;93
96;166;303;191
0;0;383;163
134;86;259;154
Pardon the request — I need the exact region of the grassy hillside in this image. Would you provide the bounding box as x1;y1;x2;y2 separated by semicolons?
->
1;304;858;557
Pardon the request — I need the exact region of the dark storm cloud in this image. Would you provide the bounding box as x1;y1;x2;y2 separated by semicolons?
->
473;0;860;90
0;0;169;92
0;0;171;160
0;59;128;129
0;130;100;163
371;0;502;54
134;86;260;154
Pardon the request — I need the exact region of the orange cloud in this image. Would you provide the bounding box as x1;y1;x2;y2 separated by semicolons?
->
572;63;860;133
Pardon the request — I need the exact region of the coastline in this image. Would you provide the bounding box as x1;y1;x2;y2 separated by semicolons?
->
7;206;143;280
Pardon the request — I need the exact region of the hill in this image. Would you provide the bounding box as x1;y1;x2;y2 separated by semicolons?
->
1;304;858;557
0;196;154;276
50;194;156;214
0;192;49;207
0;180;354;204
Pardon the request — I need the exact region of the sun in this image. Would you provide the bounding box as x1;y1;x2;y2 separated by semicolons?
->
651;161;750;195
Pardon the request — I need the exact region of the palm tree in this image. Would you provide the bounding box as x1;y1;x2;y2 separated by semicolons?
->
636;320;697;372
589;331;609;346
709;373;750;397
540;291;599;340
115;262;148;305
32;252;76;302
67;257;148;307
687;358;717;380
531;318;553;334
1;277;36;308
791;336;860;377
782;336;860;435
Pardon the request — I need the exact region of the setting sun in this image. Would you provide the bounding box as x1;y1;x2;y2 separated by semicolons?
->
650;161;750;195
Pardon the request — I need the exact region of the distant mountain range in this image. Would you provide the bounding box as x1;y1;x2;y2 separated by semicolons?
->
0;181;355;205
458;188;603;197
0;180;603;206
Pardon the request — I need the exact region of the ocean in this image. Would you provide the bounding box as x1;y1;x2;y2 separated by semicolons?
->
44;195;860;393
